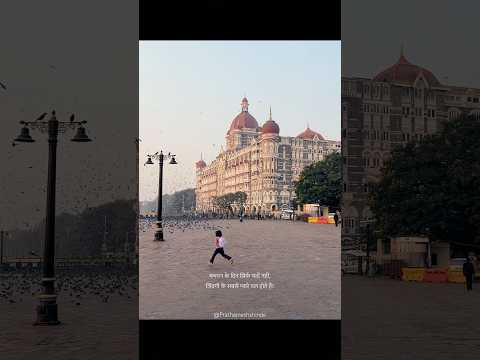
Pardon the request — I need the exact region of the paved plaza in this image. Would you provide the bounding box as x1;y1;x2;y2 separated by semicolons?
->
0;271;138;360
140;218;340;319
342;275;480;360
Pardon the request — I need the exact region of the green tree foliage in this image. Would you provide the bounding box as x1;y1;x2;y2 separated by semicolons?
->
294;152;341;209
8;199;136;257
140;188;196;216
371;115;480;244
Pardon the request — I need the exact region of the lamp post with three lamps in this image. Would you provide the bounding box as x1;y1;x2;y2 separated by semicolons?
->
145;151;177;241
14;110;92;325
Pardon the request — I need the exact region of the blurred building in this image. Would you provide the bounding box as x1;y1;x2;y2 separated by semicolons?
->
341;49;480;250
195;97;340;214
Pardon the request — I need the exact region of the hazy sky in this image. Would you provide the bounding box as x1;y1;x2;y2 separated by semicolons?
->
139;41;341;201
0;1;138;230
342;0;480;87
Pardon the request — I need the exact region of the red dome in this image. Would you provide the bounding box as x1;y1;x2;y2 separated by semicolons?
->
195;159;206;169
373;53;441;86
297;127;324;140
228;111;259;134
261;120;280;135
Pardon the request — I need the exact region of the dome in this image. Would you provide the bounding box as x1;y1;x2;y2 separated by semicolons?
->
227;97;259;134
261;107;280;135
261;120;280;134
195;159;206;169
228;112;259;133
373;51;441;86
297;126;324;140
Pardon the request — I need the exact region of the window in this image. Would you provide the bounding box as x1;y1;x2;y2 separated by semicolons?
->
383;239;391;254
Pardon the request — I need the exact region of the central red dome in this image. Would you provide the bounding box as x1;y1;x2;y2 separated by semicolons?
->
373;52;441;86
228;112;259;133
227;97;259;134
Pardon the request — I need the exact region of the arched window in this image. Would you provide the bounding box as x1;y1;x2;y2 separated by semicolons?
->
469;110;480;120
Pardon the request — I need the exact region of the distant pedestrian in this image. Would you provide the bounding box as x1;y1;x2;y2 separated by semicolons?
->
463;257;475;291
334;213;339;227
209;230;233;265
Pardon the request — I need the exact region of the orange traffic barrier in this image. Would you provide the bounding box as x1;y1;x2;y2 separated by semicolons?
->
423;268;448;283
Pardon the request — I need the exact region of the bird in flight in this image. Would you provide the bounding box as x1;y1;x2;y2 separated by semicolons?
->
36;112;47;121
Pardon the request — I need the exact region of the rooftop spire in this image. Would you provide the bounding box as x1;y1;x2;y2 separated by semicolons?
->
398;43;409;64
241;96;249;112
269;106;272;120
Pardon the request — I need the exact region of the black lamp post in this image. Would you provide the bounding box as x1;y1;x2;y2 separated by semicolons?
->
0;230;7;266
145;151;177;241
14;110;92;326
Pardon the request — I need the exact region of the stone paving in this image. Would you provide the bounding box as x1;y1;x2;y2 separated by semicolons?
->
342;275;480;360
0;271;138;360
140;219;340;319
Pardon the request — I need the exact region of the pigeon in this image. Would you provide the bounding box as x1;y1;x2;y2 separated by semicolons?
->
70;114;75;122
0;81;6;90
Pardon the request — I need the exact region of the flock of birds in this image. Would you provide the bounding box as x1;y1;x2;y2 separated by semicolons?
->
139;215;232;235
0;267;137;306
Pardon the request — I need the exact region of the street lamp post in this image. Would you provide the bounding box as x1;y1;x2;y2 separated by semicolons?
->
0;230;7;266
145;151;177;241
14;110;92;325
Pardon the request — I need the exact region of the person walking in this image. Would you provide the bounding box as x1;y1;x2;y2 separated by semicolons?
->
209;230;233;265
334;212;339;227
463;257;475;291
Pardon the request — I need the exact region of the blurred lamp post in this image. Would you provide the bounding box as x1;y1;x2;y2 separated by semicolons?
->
145;151;177;241
0;230;7;266
14;110;92;326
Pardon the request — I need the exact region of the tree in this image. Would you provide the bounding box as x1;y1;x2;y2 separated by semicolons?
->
370;115;480;244
294;152;341;209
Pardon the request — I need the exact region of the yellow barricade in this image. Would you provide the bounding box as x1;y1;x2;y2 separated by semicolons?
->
401;268;425;282
447;269;466;283
308;216;330;224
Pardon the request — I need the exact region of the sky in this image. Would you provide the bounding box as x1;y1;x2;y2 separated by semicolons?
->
139;41;341;201
0;0;138;230
342;0;480;87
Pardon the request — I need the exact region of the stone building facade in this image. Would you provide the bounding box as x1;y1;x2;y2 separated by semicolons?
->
195;97;340;214
341;50;480;250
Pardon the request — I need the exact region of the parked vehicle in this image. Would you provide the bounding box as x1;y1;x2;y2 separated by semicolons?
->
281;209;294;220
